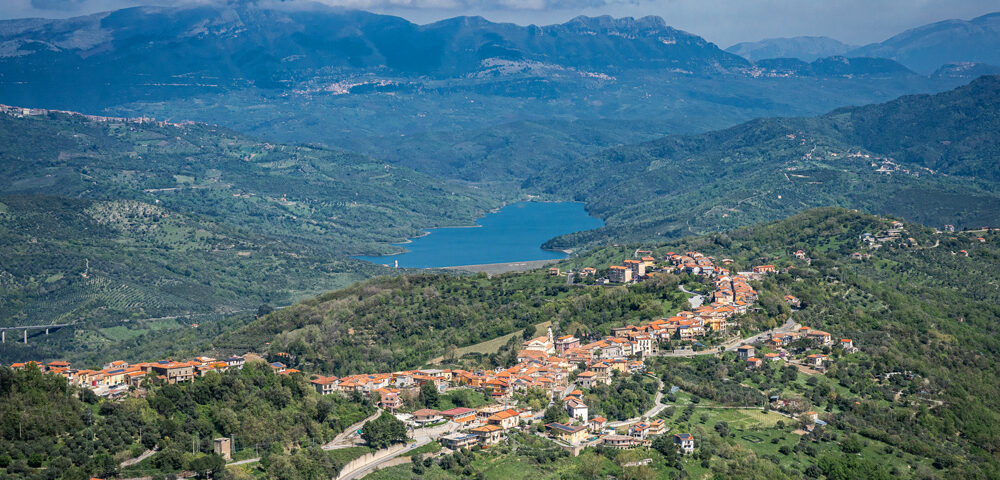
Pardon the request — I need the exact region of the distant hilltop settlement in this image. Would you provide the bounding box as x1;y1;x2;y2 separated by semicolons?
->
10;246;861;456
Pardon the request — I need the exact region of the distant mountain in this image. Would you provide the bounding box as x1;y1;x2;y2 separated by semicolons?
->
0;5;748;108
754;56;914;78
727;36;855;62
850;12;1000;74
532;75;1000;247
0;4;966;169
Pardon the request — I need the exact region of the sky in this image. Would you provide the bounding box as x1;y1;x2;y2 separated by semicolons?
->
2;0;997;47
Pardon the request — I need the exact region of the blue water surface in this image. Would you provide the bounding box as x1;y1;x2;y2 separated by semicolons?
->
357;201;603;268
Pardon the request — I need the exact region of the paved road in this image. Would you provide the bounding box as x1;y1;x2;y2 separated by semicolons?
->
120;448;157;467
608;376;666;428
678;285;704;309
339;422;459;480
323;408;383;450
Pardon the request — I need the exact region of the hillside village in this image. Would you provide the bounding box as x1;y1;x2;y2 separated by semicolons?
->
9;248;858;464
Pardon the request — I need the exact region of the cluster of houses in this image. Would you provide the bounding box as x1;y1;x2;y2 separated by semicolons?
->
579;251;776;345
8;355;250;396
737;326;857;371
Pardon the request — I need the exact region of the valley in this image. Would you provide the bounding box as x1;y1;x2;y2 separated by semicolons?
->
1;4;1000;480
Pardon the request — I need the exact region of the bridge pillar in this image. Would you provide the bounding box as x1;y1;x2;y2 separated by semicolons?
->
24;329;28;344
45;328;49;335
1;330;4;343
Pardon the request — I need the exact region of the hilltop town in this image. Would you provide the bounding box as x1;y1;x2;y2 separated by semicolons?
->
10;247;860;471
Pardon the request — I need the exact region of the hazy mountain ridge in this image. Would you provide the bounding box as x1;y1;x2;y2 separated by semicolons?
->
727;36;856;62
849;11;1000;73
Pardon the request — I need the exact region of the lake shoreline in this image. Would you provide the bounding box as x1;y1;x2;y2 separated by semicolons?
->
356;201;602;268
442;259;559;275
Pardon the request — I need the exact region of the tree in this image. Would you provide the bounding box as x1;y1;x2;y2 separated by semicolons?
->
361;412;408;449
419;381;440;409
543;405;567;424
714;421;730;438
522;324;537;340
189;454;226;478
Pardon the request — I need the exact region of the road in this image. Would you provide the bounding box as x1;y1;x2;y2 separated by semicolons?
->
338;422;459;480
608;376;666;428
678;285;705;309
120;448;157;467
323;408;383;450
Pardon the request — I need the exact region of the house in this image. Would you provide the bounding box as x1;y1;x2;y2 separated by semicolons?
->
470;424;503;445
269;362;286;374
746;357;762;369
840;338;858;353
554;335;580;354
225;356;245;369
149;361;195;384
752;265;776;274
764;352;781;362
411;409;442;425
548;267;561;276
784;295;801;308
487;409;521;430
647;419;666;435
623;259;646;277
737;345;755;360
565;397;589;422
311;376;339;396
546;422;590;445
379;390;403;411
575;371;601;389
674;433;695;454
580;267;597;277
602;434;645;449
629;422;651;439
589;416;608;433
440;407;477;424
806;330;832;345
608;266;632;283
522;334;555;356
807;354;827;369
441;433;480;450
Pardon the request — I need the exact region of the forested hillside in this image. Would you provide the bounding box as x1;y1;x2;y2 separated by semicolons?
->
536;75;1000;248
215;271;689;375
0;362;375;479
0;107;504;361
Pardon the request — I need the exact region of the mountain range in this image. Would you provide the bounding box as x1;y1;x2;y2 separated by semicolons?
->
727;36;856;62
730;12;1000;75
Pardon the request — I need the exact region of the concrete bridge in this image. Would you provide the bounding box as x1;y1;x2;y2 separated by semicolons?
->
0;324;72;343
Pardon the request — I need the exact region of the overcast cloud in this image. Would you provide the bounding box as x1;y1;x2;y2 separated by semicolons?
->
2;0;997;47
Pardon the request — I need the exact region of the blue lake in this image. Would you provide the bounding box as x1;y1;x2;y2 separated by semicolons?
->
357;202;604;268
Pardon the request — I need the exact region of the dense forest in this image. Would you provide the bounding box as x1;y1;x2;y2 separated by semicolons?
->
217;270;689;375
0;361;374;479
